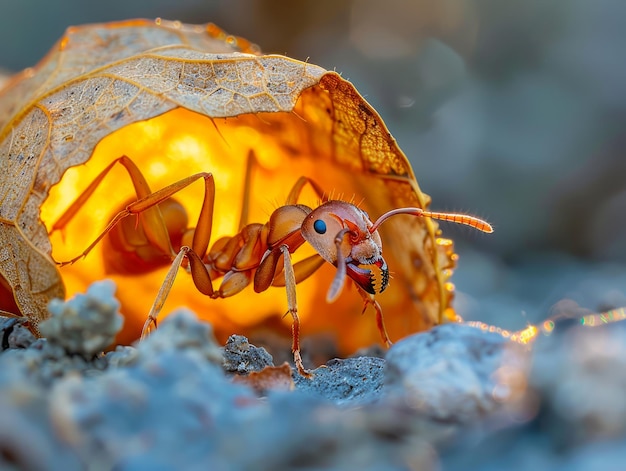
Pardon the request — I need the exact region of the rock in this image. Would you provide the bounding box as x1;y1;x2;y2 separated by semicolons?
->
40;280;123;357
0;317;36;350
384;323;526;422
130;309;223;366
530;321;626;447
0;281;451;470
12;280;626;470
222;334;274;374
47;349;260;469
0;334;109;387
294;356;385;406
0;384;82;471
215;394;432;471
441;321;626;471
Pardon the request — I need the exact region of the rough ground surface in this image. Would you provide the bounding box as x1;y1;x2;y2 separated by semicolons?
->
1;281;625;470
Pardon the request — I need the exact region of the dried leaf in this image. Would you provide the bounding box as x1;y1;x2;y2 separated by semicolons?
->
0;19;457;354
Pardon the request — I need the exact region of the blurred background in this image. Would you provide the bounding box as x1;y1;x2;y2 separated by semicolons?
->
1;0;625;332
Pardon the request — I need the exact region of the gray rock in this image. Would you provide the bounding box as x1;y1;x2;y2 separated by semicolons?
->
0;317;36;350
47;348;260;470
215;394;431;471
19;278;626;470
441;320;626;471
530;321;626;447
40;280;123;357
128;309;223;367
0;338;108;387
0;384;82;471
104;345;138;369
222;334;274;374
0;281;123;387
384;323;526;422
294;356;386;406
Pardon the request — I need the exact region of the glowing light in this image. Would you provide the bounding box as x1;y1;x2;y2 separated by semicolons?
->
515;325;538;345
41;106;437;353
436;238;453;247
465;320;538;345
467;306;626;347
542;320;555;333
148;161;168;179
166;135;208;164
579;308;626;328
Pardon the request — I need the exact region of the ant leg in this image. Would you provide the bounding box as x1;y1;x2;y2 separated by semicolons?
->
141;170;216;334
285;176;328;205
240;151;327;212
358;289;392;348
52;155;174;257
141;246;216;338
270;253;325;287
58;172;214;266
280;245;312;378
326;228;351;303
141;246;189;338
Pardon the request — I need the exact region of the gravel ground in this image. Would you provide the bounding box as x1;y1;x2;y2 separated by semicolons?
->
2;280;625;470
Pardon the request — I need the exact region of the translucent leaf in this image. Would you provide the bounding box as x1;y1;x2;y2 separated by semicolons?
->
0;19;457;355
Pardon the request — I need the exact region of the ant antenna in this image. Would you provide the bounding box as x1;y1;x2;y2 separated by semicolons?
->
369;208;493;234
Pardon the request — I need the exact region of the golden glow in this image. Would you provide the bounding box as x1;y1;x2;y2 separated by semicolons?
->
147;161;169;179
514;324;539;345
436;237;452;248
542;320;555;333
466;306;626;347
465;320;539;345
41;106;433;352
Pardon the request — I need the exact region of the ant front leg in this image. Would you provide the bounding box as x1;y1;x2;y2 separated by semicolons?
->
53;156;217;339
141;246;192;337
140;245;215;338
358;289;392;348
52;155;176;260
279;245;312;378
58;171;214;266
127;173;217;337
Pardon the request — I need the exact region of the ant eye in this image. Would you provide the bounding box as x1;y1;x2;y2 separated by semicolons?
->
313;219;327;234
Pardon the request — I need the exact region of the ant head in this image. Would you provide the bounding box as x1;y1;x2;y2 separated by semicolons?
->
302;201;388;295
301;201;380;263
